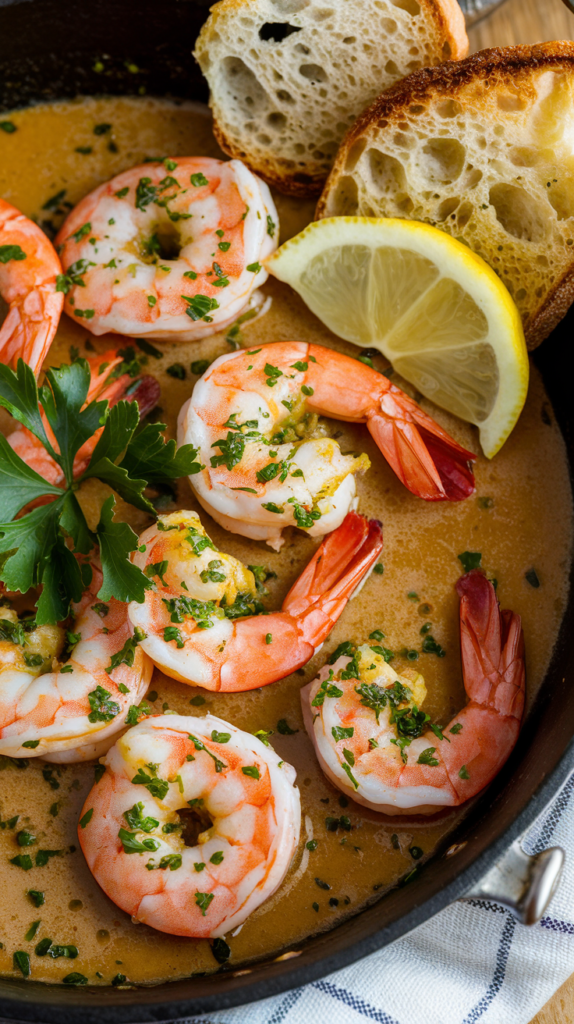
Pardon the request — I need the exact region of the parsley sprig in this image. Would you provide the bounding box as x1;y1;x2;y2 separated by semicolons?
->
0;358;201;624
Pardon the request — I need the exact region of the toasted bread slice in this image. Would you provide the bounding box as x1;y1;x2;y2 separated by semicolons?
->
317;42;574;347
194;0;468;198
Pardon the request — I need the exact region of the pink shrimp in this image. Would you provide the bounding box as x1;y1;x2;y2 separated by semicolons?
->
179;342;476;549
302;570;524;814
0;558;153;762
0;198;63;374
7;347;160;487
55;158;278;341
128;508;383;692
78;714;300;937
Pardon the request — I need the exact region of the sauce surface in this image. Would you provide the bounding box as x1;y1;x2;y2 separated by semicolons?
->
0;97;572;987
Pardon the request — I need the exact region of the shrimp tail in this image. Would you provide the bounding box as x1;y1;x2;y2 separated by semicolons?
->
283;511;383;645
456;570;525;720
368;385;476;501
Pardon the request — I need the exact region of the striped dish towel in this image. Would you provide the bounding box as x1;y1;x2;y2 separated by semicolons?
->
186;771;574;1024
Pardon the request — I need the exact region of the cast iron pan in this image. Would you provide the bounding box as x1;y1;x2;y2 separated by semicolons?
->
1;2;573;1020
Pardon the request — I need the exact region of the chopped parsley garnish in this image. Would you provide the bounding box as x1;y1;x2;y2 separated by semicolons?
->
166;363;186;380
195;891;214;915
124;701;152;725
212;937;230;963
332;726;354;742
200;559;226;584
0;244;26;264
87;686;120;723
79;809;93;829
417;747;439;766
190;172;209;187
459;765;470;779
210;430;245;471
131;764;169;800
163;595;217;629
266;214;276;237
164;626;185;648
182;294;219;322
458;551;482;573
191;359;210;376
355;680;411;722
27;890;45;907
118;827;160;854
421;635;446;657
107;629;146;672
188;734;227;773
277;719;298;735
13;951;30;977
0;121;17;133
241;765;260;779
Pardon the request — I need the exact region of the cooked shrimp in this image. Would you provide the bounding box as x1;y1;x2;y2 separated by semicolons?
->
55;158;278;341
128;509;383;692
178;342;476;549
8;347;160;488
0;198;63;374
78;713;300;937
0;559;153;763
302;570;524;814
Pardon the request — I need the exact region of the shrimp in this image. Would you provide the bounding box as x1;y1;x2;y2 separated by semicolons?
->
302;570;524;815
0;558;153;763
128;509;383;692
0;198;63;374
78;714;300;937
7;347;160;488
178;342;476;550
55;158;278;341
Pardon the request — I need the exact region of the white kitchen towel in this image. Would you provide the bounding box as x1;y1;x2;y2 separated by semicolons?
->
179;770;574;1024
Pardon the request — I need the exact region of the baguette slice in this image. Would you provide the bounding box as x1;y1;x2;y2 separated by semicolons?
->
317;42;574;348
194;0;468;197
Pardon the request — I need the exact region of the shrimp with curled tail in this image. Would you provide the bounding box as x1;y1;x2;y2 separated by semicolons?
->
78;714;300;937
0;198;63;374
302;570;524;814
56;158;278;342
0;557;153;763
128;508;383;692
178;341;476;550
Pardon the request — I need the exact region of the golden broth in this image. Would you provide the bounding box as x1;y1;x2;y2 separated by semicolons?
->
0;97;572;987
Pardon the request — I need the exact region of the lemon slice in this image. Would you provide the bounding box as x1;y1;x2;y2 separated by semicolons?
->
266;217;529;458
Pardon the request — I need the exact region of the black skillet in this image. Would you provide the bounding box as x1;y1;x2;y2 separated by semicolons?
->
0;2;573;1020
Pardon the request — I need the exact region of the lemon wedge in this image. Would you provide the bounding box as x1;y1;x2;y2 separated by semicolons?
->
266;217;529;458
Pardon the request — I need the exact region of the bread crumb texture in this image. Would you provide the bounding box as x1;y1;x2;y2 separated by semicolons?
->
194;0;468;196
318;43;574;347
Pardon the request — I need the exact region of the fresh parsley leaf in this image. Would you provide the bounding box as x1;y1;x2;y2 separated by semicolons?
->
96;496;152;604
457;551;482;573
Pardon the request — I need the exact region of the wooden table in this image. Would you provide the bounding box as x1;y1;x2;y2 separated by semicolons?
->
467;2;574;1021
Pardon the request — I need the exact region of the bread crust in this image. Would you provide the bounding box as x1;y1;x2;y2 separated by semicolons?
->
317;42;574;347
195;0;469;198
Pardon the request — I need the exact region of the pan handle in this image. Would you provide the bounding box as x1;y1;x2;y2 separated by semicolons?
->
458;842;564;925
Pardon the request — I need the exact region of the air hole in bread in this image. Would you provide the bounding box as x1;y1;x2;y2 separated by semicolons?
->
329;175;359;214
465;168;483;188
509;146;540;167
421;138;466;184
380;18;398;34
497;92;527;112
547;183;574;222
385;60;399;76
442;41;452;59
389;0;421;15
298;63;328;82
276;89;294;103
344;138;367;171
435;99;463;119
221;57;269;116
409;104;425;115
267;111;288;130
294;42;311;55
438;197;460;220
258;21;302;42
367;148;407;197
456;201;473;228
343;36;356;44
489;183;548;243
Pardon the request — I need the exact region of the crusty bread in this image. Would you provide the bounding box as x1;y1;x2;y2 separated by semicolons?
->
317;42;574;348
194;0;468;197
